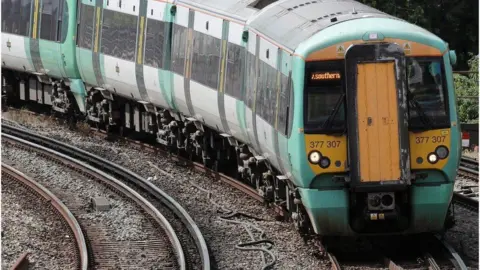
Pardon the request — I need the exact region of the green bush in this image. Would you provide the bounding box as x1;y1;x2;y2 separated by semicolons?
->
454;55;479;123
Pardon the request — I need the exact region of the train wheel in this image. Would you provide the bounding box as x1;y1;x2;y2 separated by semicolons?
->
212;160;219;172
67;116;76;130
293;207;310;235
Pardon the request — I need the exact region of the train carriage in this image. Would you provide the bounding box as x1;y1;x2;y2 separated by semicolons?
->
2;0;461;236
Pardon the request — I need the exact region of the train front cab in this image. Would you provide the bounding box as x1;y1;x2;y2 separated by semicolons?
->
298;38;460;236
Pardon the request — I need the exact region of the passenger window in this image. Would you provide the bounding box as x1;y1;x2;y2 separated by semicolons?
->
144;19;165;69
191;31;221;89
78;4;94;49
225;43;245;100
40;0;61;41
101;10;137;61
2;0;32;36
171;25;187;75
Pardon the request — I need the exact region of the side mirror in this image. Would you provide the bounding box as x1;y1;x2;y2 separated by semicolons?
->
170;5;177;16
449;50;457;66
242;31;249;43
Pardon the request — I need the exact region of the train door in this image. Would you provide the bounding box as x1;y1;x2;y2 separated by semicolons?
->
345;43;411;188
357;62;400;182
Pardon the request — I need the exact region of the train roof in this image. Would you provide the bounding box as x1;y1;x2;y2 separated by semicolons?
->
177;0;259;21
247;0;401;50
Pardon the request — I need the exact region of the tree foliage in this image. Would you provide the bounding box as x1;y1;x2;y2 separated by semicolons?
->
454;55;479;123
358;0;478;70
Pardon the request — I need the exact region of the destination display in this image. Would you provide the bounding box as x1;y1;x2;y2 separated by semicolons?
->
310;71;341;81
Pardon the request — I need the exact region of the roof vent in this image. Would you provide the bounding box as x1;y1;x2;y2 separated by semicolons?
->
352;7;358;14
287;1;318;11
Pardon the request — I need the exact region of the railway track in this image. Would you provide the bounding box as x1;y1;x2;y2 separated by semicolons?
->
454;156;479;210
2;111;475;270
318;234;468;270
88;126;288;219
453;191;478;212
1;123;210;270
2;163;89;270
459;156;479;181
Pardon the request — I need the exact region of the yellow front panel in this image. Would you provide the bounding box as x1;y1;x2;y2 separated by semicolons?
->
357;62;400;182
305;134;348;174
409;129;451;169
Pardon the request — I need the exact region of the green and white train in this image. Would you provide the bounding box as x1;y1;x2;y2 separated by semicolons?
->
2;0;462;236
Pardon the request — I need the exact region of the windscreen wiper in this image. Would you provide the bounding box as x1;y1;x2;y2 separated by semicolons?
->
408;96;433;129
321;93;345;130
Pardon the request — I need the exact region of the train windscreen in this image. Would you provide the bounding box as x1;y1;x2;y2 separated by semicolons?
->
304;61;346;134
407;57;450;130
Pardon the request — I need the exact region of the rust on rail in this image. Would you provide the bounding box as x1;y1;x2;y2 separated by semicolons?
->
2;163;89;270
10;252;29;270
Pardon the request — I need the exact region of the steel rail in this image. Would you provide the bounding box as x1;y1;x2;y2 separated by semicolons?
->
3;133;187;269
453;192;479;211
458;157;479;182
424;252;441;270
95;128;265;203
435;235;468;270
460;157;479;169
313;239;341;270
461;156;478;162
1;124;210;270
2;163;88;270
459;166;479;175
460;157;478;166
91;128;292;219
9;252;29;270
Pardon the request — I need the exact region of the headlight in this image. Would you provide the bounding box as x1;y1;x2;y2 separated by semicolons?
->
427;153;438;164
319;157;331;169
435;145;449;159
308;151;321;164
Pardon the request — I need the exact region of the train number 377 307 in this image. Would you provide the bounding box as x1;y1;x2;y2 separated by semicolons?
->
415;136;446;144
309;141;342;148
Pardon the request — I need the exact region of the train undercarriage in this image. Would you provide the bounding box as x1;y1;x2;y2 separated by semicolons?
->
2;70;312;234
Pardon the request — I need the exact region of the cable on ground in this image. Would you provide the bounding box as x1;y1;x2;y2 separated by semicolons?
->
190;180;276;270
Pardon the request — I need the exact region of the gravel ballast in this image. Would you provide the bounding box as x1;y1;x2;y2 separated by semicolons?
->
1;172;77;270
454;176;478;192
2;140;177;269
4;109;479;269
445;205;479;269
2;110;327;269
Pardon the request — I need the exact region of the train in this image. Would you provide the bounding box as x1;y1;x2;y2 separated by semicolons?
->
1;0;461;236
